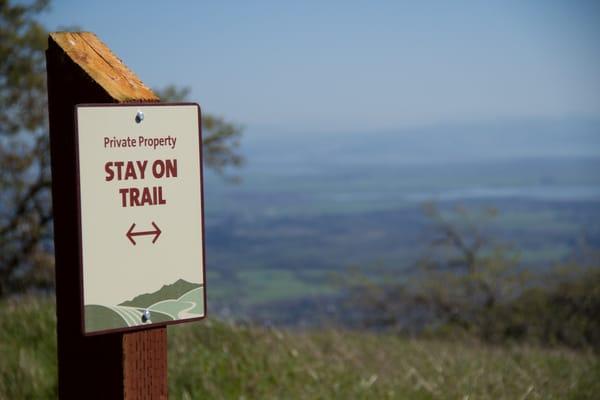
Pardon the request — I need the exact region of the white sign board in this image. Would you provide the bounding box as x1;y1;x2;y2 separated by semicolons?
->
75;103;206;335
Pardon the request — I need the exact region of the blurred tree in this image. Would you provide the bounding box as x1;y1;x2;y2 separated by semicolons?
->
0;0;53;297
0;0;243;297
155;85;243;180
414;202;525;330
348;202;525;333
345;203;599;347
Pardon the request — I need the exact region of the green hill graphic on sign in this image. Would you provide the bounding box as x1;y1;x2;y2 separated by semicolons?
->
120;279;200;308
84;279;204;333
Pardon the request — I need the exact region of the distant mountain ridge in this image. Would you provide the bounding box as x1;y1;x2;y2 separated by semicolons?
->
241;118;600;169
120;279;201;308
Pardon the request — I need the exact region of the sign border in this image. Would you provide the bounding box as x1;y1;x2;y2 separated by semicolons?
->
74;102;207;336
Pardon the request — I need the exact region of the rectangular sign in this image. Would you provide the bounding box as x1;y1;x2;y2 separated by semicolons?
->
75;103;206;335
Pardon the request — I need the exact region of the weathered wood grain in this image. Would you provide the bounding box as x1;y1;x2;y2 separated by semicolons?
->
49;32;158;102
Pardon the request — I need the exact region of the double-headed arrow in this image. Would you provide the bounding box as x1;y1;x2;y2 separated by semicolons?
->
126;222;161;245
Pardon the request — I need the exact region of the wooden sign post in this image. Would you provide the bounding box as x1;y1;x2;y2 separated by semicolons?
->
46;32;174;399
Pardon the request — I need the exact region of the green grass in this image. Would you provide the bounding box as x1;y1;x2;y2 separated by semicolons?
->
1;296;598;399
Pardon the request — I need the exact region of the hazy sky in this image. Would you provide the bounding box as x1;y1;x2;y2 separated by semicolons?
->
40;1;600;133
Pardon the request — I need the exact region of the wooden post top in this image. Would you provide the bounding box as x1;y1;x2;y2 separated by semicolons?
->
49;32;158;102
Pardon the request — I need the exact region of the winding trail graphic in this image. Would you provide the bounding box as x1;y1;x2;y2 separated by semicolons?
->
175;301;197;319
149;287;203;320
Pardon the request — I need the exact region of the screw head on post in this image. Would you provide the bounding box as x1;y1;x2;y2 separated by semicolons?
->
135;110;144;123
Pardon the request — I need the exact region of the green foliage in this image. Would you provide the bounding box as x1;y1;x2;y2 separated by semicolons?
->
349;204;526;331
361;263;600;349
155;84;244;180
417;203;525;319
0;0;53;297
417;205;600;349
467;268;600;349
347;204;600;349
0;0;48;134
1;297;598;399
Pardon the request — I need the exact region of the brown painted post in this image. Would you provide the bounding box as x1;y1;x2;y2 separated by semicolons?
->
46;32;168;399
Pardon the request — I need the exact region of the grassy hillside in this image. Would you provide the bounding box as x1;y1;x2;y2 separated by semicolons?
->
1;297;598;399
